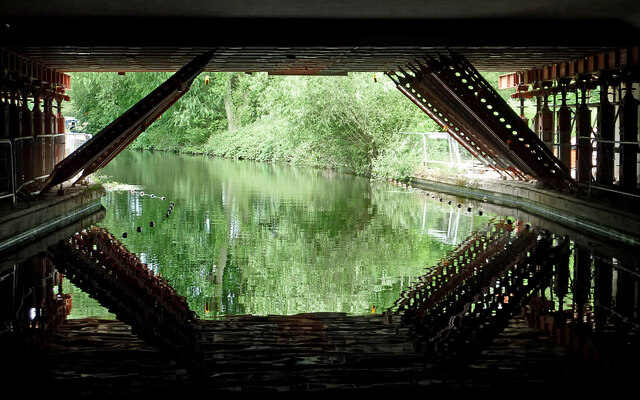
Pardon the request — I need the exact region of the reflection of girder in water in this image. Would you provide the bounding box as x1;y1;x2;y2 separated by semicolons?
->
395;221;566;354
50;227;207;378
393;217;569;361
395;222;520;320
429;233;568;362
394;219;515;314
432;231;543;340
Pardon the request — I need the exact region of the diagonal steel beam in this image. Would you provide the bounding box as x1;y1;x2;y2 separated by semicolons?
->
388;51;575;190
388;67;527;180
40;50;214;193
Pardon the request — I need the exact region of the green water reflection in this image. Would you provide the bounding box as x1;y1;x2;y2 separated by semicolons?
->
74;150;493;318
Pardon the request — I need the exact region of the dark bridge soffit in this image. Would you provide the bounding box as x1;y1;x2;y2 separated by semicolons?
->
2;5;640;74
2;0;639;22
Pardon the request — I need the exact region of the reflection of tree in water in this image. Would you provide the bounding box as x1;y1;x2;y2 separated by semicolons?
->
208;178;246;317
98;153;496;316
209;250;246;316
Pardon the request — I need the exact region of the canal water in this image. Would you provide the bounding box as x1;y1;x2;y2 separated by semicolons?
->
66;150;495;318
4;149;640;392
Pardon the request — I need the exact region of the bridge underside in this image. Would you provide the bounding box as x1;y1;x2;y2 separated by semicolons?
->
1;17;637;74
2;0;638;74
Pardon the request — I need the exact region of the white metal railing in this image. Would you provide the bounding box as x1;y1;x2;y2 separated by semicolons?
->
402;131;467;167
1;132;92;207
64;132;92;158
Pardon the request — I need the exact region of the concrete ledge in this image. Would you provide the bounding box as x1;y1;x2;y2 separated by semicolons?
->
0;185;106;254
0;208;106;274
410;176;640;246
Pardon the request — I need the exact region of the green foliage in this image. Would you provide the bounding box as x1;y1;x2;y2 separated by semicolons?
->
68;70;514;178
68;71;445;177
63;277;115;319
70;72;231;152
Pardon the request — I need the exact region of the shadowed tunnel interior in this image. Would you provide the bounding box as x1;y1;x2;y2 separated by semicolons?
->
1;1;640;394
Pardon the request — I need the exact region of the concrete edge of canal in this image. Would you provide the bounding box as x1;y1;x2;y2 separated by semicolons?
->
409;175;640;246
0;183;106;256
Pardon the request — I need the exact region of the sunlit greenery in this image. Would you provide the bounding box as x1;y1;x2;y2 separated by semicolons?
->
68;71;450;179
62;69;512;318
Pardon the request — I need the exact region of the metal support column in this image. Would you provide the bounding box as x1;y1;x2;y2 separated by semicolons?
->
20;90;34;183
0;89;13;205
557;83;572;170
519;95;528;126
0;90;8;139
54;98;65;165
576;84;592;183
32;94;44;179
538;88;554;151
43;96;55;176
533;94;541;134
8;90;22;140
596;77;615;185
619;81;638;192
8;91;24;191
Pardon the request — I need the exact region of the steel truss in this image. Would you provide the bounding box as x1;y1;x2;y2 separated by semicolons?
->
387;52;574;190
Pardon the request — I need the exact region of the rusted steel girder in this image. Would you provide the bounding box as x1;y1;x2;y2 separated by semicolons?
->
537;92;555;150
388;67;526;180
498;46;640;90
40;51;214;193
390;70;499;171
388;52;574;190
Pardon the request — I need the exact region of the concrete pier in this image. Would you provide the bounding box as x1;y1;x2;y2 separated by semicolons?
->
0;183;105;255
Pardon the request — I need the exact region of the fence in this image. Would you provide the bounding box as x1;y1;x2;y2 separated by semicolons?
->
402;131;468;168
1;132;92;207
64;133;92;158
